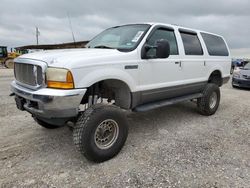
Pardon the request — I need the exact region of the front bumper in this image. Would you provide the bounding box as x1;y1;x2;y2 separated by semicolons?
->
11;81;86;119
232;77;250;88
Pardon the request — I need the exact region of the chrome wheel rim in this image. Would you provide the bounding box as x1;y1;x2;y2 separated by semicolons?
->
209;92;217;109
94;119;119;149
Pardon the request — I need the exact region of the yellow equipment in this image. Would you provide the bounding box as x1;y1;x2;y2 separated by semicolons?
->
0;46;20;69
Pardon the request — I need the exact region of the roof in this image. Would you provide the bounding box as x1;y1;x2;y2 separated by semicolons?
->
116;22;223;38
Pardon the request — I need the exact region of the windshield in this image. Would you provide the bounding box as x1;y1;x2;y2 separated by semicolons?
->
86;24;151;51
243;62;250;69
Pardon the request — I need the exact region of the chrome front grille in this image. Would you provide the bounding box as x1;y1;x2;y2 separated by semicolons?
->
14;63;43;86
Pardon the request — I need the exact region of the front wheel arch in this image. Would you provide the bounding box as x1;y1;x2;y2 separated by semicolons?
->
81;79;132;110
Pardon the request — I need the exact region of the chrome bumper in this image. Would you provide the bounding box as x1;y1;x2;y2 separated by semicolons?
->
11;81;86;119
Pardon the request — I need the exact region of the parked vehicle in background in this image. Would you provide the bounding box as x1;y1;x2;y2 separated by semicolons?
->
11;23;231;162
231;59;249;74
0;46;8;66
232;62;250;88
0;46;21;68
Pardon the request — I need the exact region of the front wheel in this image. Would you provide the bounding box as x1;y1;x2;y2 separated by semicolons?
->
197;83;220;116
73;104;128;162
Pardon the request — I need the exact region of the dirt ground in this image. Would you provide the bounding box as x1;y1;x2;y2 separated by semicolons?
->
0;68;249;188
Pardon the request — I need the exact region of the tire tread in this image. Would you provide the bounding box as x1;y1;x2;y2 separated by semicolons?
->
197;83;220;116
73;104;128;162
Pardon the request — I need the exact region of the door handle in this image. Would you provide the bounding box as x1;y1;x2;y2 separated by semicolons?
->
175;61;182;67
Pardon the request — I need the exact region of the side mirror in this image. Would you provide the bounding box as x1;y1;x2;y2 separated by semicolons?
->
141;39;170;59
156;39;170;58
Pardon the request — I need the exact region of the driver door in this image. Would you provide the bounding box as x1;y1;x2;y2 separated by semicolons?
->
138;27;183;103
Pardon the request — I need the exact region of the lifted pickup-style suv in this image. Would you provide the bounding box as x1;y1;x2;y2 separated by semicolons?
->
11;23;231;162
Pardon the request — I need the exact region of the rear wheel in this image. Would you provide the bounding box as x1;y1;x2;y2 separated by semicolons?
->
197;83;220;116
33;117;61;129
73;104;128;162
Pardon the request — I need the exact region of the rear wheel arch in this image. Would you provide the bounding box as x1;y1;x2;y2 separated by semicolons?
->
208;70;223;87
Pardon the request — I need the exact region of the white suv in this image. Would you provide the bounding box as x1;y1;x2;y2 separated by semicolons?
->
11;23;231;162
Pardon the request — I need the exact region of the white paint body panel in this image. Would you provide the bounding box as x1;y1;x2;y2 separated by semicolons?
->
16;23;231;93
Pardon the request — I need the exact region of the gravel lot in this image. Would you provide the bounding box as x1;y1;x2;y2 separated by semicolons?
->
0;68;249;188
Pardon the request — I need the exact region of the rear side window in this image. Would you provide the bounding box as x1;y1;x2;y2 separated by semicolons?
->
201;33;229;56
180;32;203;55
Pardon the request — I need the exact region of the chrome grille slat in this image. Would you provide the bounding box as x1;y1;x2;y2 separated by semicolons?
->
14;63;43;86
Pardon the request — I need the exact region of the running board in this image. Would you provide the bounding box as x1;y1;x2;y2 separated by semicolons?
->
134;93;203;112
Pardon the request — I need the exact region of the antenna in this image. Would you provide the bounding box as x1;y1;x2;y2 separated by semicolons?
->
67;13;76;46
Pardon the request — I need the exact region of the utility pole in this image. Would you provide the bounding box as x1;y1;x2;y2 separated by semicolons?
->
36;27;40;45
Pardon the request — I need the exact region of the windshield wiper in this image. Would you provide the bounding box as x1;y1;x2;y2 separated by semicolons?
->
94;45;114;49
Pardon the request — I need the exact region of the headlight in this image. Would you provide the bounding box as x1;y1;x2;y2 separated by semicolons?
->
46;67;74;89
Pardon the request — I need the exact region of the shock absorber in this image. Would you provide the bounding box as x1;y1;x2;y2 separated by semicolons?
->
88;95;93;107
93;83;99;104
88;84;99;106
88;86;94;107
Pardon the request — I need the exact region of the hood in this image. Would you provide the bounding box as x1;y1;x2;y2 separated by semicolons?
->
16;48;129;68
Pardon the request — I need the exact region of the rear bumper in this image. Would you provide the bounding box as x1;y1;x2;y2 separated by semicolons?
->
232;77;250;88
11;81;86;119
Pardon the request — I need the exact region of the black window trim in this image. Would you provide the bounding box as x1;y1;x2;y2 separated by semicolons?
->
179;29;204;56
143;25;179;56
178;28;197;35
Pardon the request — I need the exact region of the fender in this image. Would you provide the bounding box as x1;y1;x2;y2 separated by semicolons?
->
74;67;138;92
206;65;223;79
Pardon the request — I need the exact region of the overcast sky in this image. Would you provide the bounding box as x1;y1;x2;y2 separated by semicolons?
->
0;0;249;58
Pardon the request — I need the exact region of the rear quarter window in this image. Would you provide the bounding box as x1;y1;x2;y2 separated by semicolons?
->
201;33;229;56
